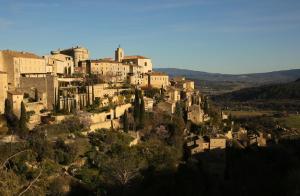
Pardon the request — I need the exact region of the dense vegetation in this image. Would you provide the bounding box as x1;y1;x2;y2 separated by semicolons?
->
212;79;300;111
213;79;300;102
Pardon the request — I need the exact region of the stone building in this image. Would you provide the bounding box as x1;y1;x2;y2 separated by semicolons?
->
145;72;169;89
44;53;74;76
0;72;8;114
166;87;181;102
7;90;23;118
81;59;129;82
80;47;154;85
210;138;226;150
144;97;154;111
20;75;59;110
0;50;47;89
53;46;89;68
157;101;176;114
187;104;205;124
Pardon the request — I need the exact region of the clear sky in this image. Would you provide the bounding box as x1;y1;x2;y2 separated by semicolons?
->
0;0;300;74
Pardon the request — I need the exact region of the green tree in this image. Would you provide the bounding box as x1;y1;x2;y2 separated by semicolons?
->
68;66;71;75
175;102;183;119
19;101;28;136
92;83;95;105
35;88;39;102
4;99;12;119
139;96;145;128
133;89;140;124
56;89;61;113
123;110;129;133
64;67;68;75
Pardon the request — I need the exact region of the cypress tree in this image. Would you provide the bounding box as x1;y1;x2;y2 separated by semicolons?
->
139;96;145;128
79;96;83;110
174;101;185;131
87;85;90;106
35;88;39;102
63;97;66;113
92;83;95;105
66;97;69;113
4;98;17;127
175;102;183;119
4;99;12;118
68;66;71;75
56;89;61;112
74;99;77;110
54;88;57;111
123;110;129;133
133;88;140;123
19;101;28;135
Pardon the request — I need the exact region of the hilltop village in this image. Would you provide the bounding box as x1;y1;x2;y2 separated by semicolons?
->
0;46;280;195
0;46;273;151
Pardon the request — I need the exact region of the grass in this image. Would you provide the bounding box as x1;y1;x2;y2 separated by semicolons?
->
225;110;274;118
278;115;300;129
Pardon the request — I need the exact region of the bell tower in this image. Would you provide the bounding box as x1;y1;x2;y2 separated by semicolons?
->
115;46;124;62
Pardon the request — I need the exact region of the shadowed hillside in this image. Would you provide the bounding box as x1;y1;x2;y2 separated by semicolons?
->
213;79;300;102
155;68;300;84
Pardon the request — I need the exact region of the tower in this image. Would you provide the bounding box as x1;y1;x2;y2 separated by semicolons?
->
115;46;124;62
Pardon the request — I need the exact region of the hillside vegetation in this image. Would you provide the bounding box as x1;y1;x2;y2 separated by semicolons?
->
213;79;300;102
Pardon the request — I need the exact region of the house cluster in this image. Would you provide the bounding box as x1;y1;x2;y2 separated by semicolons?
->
186;121;271;155
0;46;206;132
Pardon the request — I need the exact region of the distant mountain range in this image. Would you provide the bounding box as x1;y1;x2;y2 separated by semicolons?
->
213;79;300;102
155;68;300;84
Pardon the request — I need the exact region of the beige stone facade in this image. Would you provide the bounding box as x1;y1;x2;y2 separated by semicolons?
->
0;50;46;89
146;72;169;88
188;104;205;124
45;53;74;76
210;138;226;150
7;90;23;118
166;87;180;102
157;101;176;114
144;97;154;111
53;46;89;67
81;48;153;85
83;59;129;82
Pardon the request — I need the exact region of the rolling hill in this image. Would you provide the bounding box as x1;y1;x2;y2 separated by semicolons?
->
155;68;300;84
212;79;300;102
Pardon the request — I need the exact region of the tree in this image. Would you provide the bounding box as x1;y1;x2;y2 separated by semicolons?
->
68;66;71;75
92;83;95;105
133;89;140;124
19;101;28;136
175;102;183;119
139;96;145;128
87;85;90;106
64;67;68;75
71;100;76;113
123;110;129;133
55;89;61;113
34;88;39;102
4;99;12;119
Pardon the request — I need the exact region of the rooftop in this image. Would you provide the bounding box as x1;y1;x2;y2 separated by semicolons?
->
8;90;23;95
1;50;43;59
123;55;149;60
148;72;169;76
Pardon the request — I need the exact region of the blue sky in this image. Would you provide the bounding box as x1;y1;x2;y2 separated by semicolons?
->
0;0;300;74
